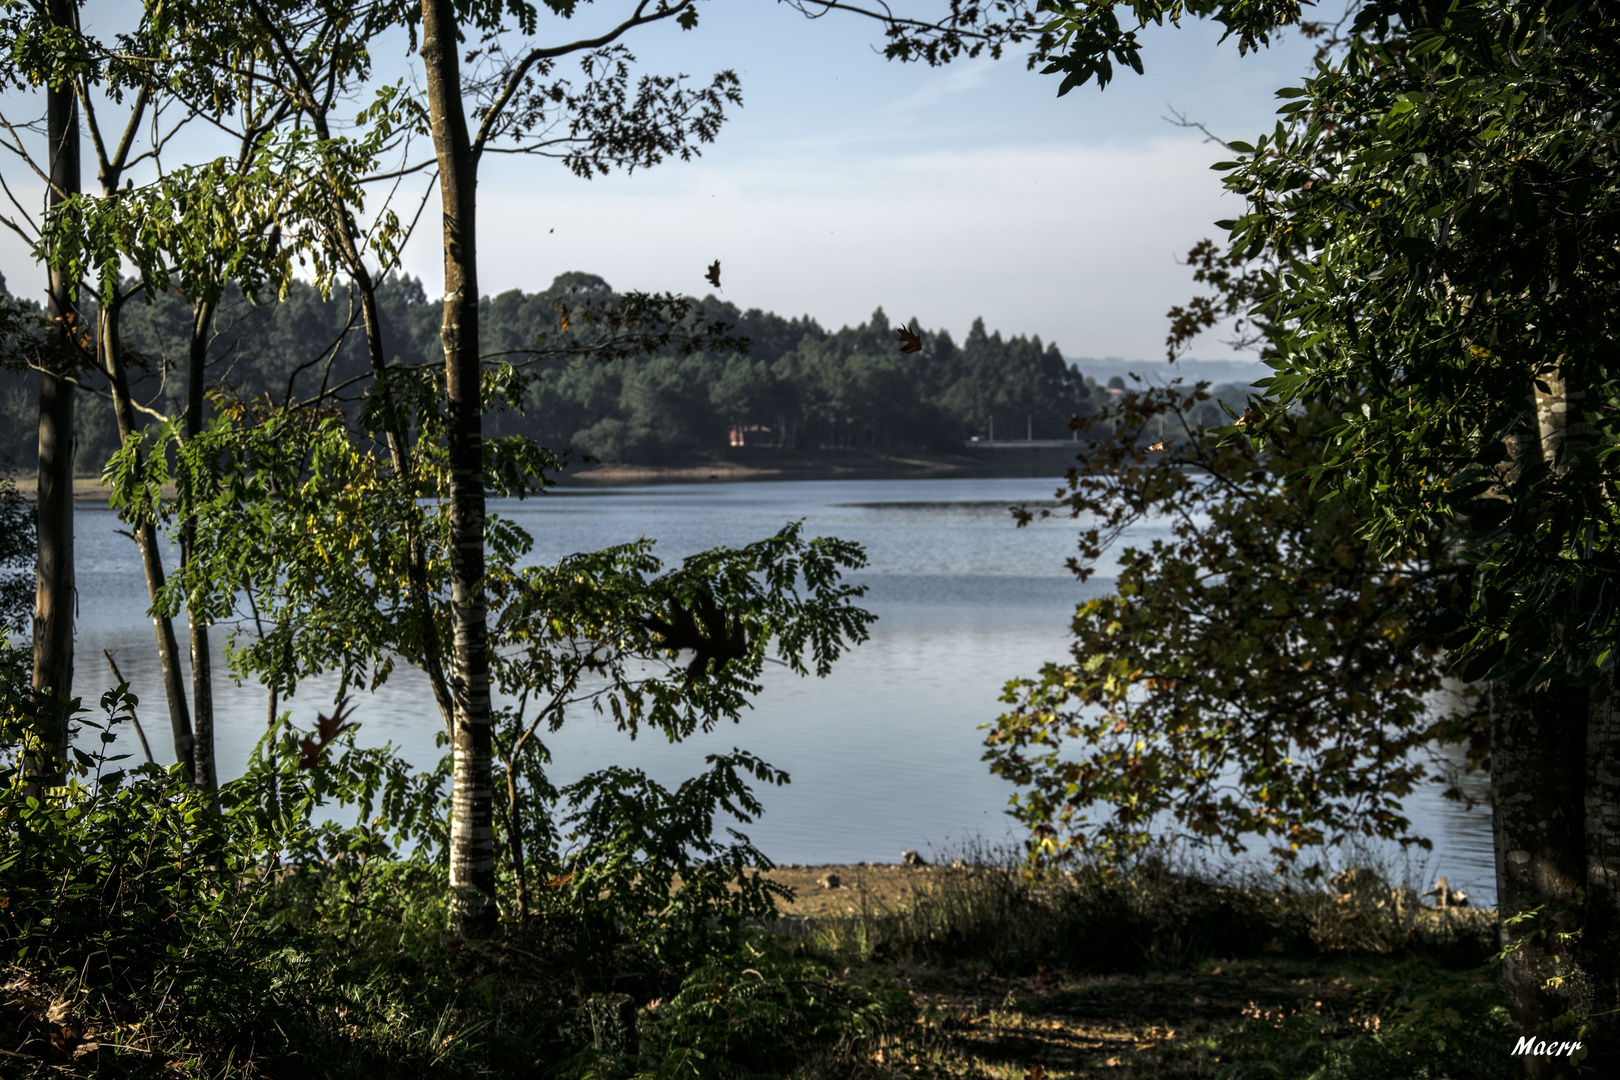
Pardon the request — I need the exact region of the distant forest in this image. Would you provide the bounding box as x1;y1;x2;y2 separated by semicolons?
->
1;271;1251;470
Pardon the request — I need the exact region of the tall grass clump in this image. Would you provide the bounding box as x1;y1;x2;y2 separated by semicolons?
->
788;841;1496;975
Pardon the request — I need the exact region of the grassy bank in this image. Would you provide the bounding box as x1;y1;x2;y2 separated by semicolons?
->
3;850;1509;1079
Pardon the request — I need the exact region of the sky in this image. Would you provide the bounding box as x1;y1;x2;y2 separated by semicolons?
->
0;2;1331;365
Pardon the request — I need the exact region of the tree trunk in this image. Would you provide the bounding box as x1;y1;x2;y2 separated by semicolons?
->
100;295;194;773
350;255;455;735
504;762;529;920
421;0;496;935
1488;367;1610;1076
1491;684;1588;1078
182;298;217;794
28;1;80;797
1583;687;1620;1074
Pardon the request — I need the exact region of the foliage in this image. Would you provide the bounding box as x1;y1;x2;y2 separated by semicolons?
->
0;681;301;1070
0;470;31;633
0;661;924;1077
1036;1;1310;95
102;369;877;937
983;384;1482;873
1205;0;1620;690
630;937;916;1079
72;271;1105;469
1218;961;1514;1080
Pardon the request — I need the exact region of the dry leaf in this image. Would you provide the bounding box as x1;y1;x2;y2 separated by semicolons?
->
705;260;721;288
299;698;357;770
896;325;924;354
1148;441;1165;451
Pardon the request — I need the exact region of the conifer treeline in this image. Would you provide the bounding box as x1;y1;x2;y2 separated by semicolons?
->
3;271;1238;469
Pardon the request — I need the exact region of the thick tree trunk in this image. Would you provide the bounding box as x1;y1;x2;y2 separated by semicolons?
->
422;0;496;934
1491;685;1588;1078
28;5;80;796
100;298;193;773
1487;367;1610;1076
1583;688;1620;1074
182;298;217;794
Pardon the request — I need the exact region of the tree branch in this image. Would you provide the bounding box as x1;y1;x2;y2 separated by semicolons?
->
470;0;691;162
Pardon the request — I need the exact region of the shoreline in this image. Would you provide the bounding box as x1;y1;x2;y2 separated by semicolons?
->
9;446;1085;502
759;860;1499;924
558;446;1082;487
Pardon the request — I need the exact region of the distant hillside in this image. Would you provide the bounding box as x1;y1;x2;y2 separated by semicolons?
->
1;272;1263;471
1067;355;1273;390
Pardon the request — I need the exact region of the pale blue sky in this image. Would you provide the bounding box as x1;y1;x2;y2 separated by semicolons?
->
0;2;1330;362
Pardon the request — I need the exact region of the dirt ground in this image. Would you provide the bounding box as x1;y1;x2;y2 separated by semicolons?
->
759;861;954;919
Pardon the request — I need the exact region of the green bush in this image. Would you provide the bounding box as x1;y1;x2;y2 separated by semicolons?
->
0;673;902;1078
1219;963;1514;1080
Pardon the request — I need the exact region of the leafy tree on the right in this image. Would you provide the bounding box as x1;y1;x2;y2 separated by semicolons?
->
1022;2;1620;1072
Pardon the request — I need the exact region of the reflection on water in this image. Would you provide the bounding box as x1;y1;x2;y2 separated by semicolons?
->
69;475;1497;904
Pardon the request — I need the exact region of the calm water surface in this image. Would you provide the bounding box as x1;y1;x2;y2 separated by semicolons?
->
71;475;1497;902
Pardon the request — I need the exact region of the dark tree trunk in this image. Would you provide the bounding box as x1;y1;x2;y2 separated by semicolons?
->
1491;685;1589;1077
182;298;217;794
28;0;80;796
1582;688;1620;1073
1481;367;1615;1076
422;0;496;935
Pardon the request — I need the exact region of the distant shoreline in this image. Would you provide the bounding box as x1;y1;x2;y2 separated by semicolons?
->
559;446;1083;487
10;445;1086;501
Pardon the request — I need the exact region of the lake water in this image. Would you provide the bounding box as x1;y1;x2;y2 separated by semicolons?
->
70;475;1498;903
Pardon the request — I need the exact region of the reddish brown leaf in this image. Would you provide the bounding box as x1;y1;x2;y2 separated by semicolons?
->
896;325;924;354
316;697;357;743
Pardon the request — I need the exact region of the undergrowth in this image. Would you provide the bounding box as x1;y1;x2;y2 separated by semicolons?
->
0;680;1507;1078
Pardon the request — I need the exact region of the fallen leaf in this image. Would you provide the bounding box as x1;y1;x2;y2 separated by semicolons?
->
896;325;924;354
705;260;721;288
